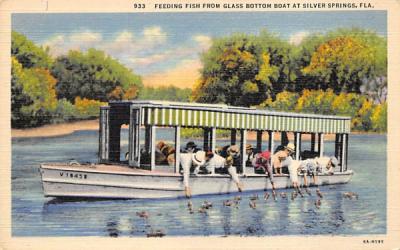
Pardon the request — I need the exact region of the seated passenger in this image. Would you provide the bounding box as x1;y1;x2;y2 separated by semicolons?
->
204;151;243;192
245;144;257;167
271;143;295;175
183;141;199;153
251;150;276;194
226;145;242;173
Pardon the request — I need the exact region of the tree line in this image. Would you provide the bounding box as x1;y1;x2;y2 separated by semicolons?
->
12;28;387;132
191;28;387;132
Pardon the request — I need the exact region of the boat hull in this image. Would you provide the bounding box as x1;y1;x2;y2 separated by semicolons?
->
40;163;353;199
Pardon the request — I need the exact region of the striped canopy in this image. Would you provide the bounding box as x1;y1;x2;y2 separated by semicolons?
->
110;101;351;134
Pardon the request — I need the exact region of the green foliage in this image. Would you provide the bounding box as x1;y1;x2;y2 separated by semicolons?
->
260;91;299;112
192;32;281;106
74;97;106;118
51;48;142;103
11;57;58;128
295;28;387;93
371;102;387;132
11;31;52;69
138;86;192;102
263;88;386;132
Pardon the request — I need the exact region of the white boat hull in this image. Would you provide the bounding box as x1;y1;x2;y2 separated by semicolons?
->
40;163;353;199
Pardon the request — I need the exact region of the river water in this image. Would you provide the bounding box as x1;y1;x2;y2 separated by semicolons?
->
12;130;386;236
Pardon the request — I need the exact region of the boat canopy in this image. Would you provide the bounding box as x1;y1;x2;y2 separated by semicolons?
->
106;100;351;134
99;100;350;173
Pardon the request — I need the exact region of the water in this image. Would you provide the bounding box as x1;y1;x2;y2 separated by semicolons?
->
12;130;386;236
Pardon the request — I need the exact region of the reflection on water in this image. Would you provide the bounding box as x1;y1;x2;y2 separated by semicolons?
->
12;130;386;236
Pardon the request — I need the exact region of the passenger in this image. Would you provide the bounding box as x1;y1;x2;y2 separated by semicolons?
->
287;159;303;194
251;150;277;195
299;158;318;186
226;145;242;173
204;151;243;192
245;144;257;167
180;150;206;198
271;143;295;175
316;156;338;175
183;141;199;153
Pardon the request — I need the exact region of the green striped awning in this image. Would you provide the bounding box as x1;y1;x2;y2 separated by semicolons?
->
125;102;351;134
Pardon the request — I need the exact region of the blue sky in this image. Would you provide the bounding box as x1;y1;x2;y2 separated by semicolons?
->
12;11;387;87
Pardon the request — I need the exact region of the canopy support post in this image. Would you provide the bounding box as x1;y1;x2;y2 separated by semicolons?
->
128;108;140;167
203;128;210;151
341;134;348;172
295;132;301;160
268;131;275;153
240;129;247;175
99;107;110;164
319;133;324;157
150;126;156;170
231;129;237;145
210;127;216;153
174;126;181;173
256;131;263;152
310;133;316;152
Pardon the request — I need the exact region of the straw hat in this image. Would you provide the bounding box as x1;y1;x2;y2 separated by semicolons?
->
228;145;240;154
192;151;206;166
285;143;295;152
246;144;253;150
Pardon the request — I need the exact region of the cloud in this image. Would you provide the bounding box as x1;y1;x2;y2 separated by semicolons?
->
142;59;202;88
41;29;211;86
289;31;310;45
192;34;212;50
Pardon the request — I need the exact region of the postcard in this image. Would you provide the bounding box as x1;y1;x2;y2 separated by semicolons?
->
1;0;399;249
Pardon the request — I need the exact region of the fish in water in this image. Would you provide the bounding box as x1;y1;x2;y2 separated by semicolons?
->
223;200;233;206
198;207;207;214
201;201;213;209
343;192;359;200
305;188;312;196
233;195;242;201
136;211;149;219
272;191;277;201
280;192;287;199
298;189;304;198
291;191;297;201
249;200;257;209
314;199;322;209
316;189;323;199
147;229;165;237
188;201;193;208
264;192;270;200
249;194;259;201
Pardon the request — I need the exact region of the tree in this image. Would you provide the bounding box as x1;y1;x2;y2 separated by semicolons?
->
295;28;386;94
11;57;58;127
138;86;192;102
302;37;375;93
51;48;142;103
192;33;279;106
11;31;52;69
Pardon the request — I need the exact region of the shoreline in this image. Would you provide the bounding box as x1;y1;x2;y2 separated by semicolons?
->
11;119;385;139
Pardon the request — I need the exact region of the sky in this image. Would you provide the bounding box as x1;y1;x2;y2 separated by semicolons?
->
12;11;387;88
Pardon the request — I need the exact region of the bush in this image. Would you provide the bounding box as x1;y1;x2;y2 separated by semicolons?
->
74;97;106;119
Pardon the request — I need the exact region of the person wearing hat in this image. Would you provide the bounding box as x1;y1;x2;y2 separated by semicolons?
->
245;144;257;167
180;150;206;198
251;150;277;195
316;156;338;175
204;151;243;192
225;145;242;173
184;141;198;153
271;143;295;175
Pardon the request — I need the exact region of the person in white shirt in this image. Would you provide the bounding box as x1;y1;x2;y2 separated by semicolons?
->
180;151;206;198
204;151;243;192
